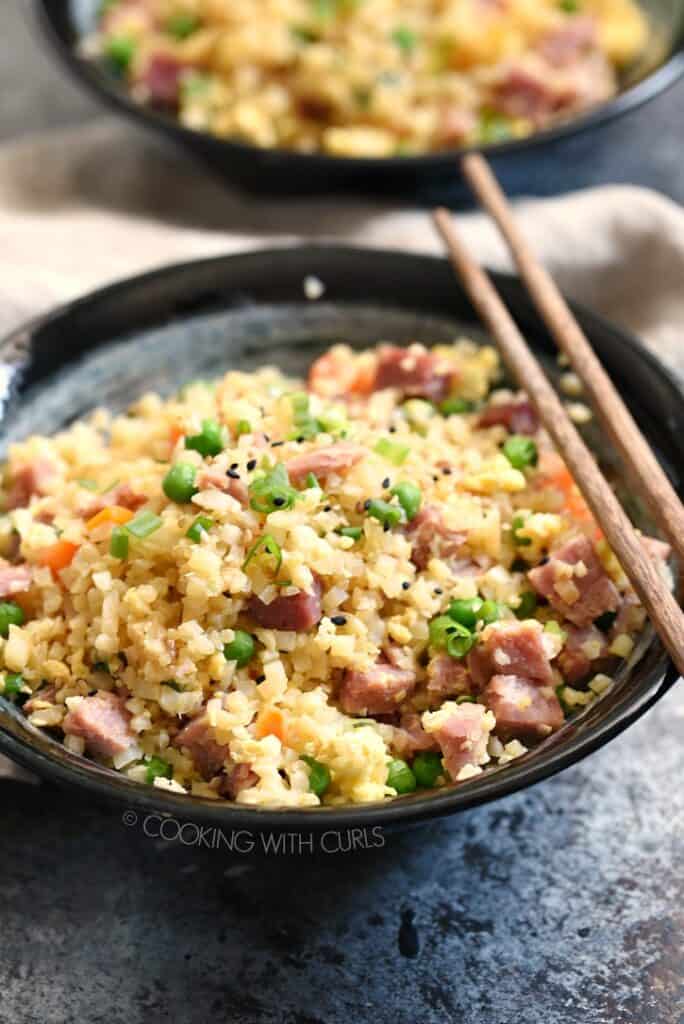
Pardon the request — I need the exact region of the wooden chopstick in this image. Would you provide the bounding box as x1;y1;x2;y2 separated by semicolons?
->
432;206;684;679
461;151;684;565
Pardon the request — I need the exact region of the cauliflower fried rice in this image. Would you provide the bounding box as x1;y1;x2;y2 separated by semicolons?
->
0;341;670;807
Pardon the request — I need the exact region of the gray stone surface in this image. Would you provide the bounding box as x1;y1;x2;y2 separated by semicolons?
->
0;4;683;1024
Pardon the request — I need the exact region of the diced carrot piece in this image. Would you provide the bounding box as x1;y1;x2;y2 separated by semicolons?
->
255;707;286;742
86;506;135;531
39;540;79;573
169;424;184;448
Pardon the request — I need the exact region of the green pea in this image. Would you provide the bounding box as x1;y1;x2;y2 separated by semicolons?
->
439;397;473;416
366;498;404;529
386;758;417;795
412;751;443;788
185;418;224;458
390;481;422;522
503;435;538;470
105;35;136;72
302;755;331;797
478;600;500;625
515;591;538;619
337;526;362;541
163;462;198;503
223;630;256;668
0;602;24;638
145;756;173;785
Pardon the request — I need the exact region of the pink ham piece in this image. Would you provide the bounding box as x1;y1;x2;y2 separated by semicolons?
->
141;54;184;106
0;562;32;598
468;620;554;689
495;60;562;123
426;654;472;699
483;674;564;742
174;714;229;781
219;762;259;800
197;467;248;506
527;534;620;628
406;505;467;571
372;345;455;402
556;624;608;684
539;16;597;66
478;398;539;435
82;483;147;519
63;691;134;759
425;703;493;781
247;578;323;632
437;106;477;145
339;662;417;716
286;443;365;487
6;459;56;509
390;712;440;759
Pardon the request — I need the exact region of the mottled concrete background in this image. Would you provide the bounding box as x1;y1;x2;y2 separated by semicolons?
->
0;4;683;1023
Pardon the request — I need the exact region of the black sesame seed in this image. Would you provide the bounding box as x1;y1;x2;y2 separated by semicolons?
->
401;581;410;590
263;434;271;442
256;674;266;684
230;462;239;470
331;615;347;626
273;496;286;507
226;469;241;479
296;436;305;444
383;522;390;532
323;505;332;512
389;426;397;434
271;440;285;448
247;459;257;471
441;467;452;475
434;587;443;595
382;477;390;489
363;499;371;510
432;475;439;482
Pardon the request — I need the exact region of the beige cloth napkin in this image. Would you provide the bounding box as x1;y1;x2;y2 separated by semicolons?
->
1;116;684;781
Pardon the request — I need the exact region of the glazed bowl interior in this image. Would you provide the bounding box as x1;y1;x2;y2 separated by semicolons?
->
34;0;684;193
0;246;680;832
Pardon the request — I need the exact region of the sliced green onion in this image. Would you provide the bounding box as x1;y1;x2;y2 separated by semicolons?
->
186;515;213;543
126;509;163;539
223;630;256;668
2;673;24;697
109;526;129;560
366;498;404;529
412;751;443;788
555;683;572;715
446;625;476;659
301;755;331;797
305;472;319;489
337;526;362;541
478;109;513;144
478;600;501;625
92;661;110;674
76;479;99;491
429;614;459;649
503;436;538;470
439;397;473;416
374;437;410;465
166;13;200;38
249;463;298;514
448;597;484;630
236;419;252;436
289;392;321;440
105;35;136;72
515;591;538;619
145;756;173;785
456;694;476;704
243;533;283;574
386;758;417;794
560;0;580;12
391;25;417;54
185;418;224;458
390;481;421;521
162;680;184;692
0;602;24;638
512;514;532;546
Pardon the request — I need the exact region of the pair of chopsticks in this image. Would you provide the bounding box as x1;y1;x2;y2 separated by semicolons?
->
433;153;684;678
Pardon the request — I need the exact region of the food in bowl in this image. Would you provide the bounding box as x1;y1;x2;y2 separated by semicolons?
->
91;0;649;157
0;341;669;807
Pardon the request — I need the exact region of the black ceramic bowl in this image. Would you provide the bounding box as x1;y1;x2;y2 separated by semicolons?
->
0;246;680;834
35;0;684;196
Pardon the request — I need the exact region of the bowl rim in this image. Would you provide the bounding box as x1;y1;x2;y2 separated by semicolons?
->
34;0;684;172
0;243;680;833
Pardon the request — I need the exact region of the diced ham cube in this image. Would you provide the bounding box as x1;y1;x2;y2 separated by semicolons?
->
219;762;259;800
495;61;561;122
423;702;494;781
339;662;417;716
556;624;608;684
286;443;366;487
478;398;539;435
528;535;619;627
390;712;440;759
247;578;323;632
63;692;134;759
0;562;32;598
197;467;248;505
406;505;467;571
6;459;56;509
539;16;597;66
372;345;455;402
426;654;473;699
468;620;554;689
174;714;229;781
640;536;671;563
82;483;147;519
483;674;564;742
140;54;184;107
437;106;476;145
